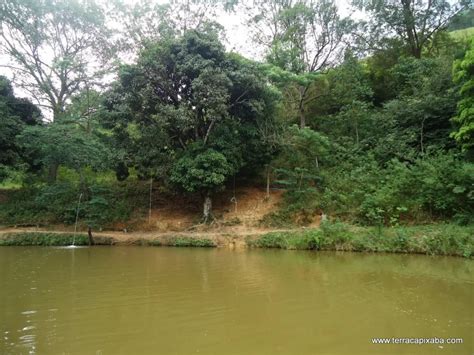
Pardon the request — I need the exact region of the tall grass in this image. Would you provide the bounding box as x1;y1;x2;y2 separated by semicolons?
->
249;221;473;258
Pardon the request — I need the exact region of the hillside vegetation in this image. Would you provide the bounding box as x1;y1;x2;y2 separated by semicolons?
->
0;0;472;241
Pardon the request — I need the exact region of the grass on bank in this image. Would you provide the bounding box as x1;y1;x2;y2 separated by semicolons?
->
249;221;474;258
0;233;217;248
169;237;216;247
146;237;216;247
0;222;471;257
0;233;114;246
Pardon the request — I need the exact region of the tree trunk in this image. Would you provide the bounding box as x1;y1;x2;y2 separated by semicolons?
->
87;226;95;246
298;84;310;129
48;163;59;183
412;46;421;59
203;193;213;224
401;0;421;58
299;106;306;129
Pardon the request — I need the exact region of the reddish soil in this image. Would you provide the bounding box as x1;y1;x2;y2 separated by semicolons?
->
131;187;286;232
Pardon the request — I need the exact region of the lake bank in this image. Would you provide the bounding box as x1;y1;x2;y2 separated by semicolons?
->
0;222;472;258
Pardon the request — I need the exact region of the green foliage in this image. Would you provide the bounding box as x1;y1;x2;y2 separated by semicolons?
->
249;230;322;250
0;181;145;228
103;31;279;218
250;0;351;74
170;147;234;194
451;39;474;153
0;76;41;180
19;122;111;175
0;0;113;120
318;152;473;226
450;27;474;41
169;237;216;247
251;221;473;257
353;0;467;58
448;10;474;31
1;2;472;234
372;56;457;160
0;233;113;246
263;125;330;226
276;125;330;168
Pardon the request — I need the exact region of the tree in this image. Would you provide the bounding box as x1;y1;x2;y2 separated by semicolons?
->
243;0;352;128
451;40;474;154
19;122;110;185
362;55;457;164
17;87;111;183
0;0;114;180
448;8;474;31
270;125;330;223
306;50;374;145
353;0;470;58
114;0;232;53
0;0;113;118
170;146;234;222
103;30;279;221
275;125;330;170
0;76;41;180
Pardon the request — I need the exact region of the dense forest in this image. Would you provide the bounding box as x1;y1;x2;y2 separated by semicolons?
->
0;0;473;231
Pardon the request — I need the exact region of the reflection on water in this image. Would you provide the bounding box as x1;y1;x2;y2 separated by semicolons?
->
0;247;472;354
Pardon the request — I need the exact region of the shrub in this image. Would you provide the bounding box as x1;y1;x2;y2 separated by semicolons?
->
0;181;145;228
316;152;473;226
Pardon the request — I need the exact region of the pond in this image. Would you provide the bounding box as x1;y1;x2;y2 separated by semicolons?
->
0;247;472;354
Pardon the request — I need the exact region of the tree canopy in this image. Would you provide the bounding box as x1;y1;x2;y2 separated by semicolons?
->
102;30;279;220
0;0;472;225
0;76;41;179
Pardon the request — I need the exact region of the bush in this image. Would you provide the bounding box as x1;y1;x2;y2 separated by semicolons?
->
0;181;146;228
316;152;473;226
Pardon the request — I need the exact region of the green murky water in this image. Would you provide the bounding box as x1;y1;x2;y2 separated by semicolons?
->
0;247;472;354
